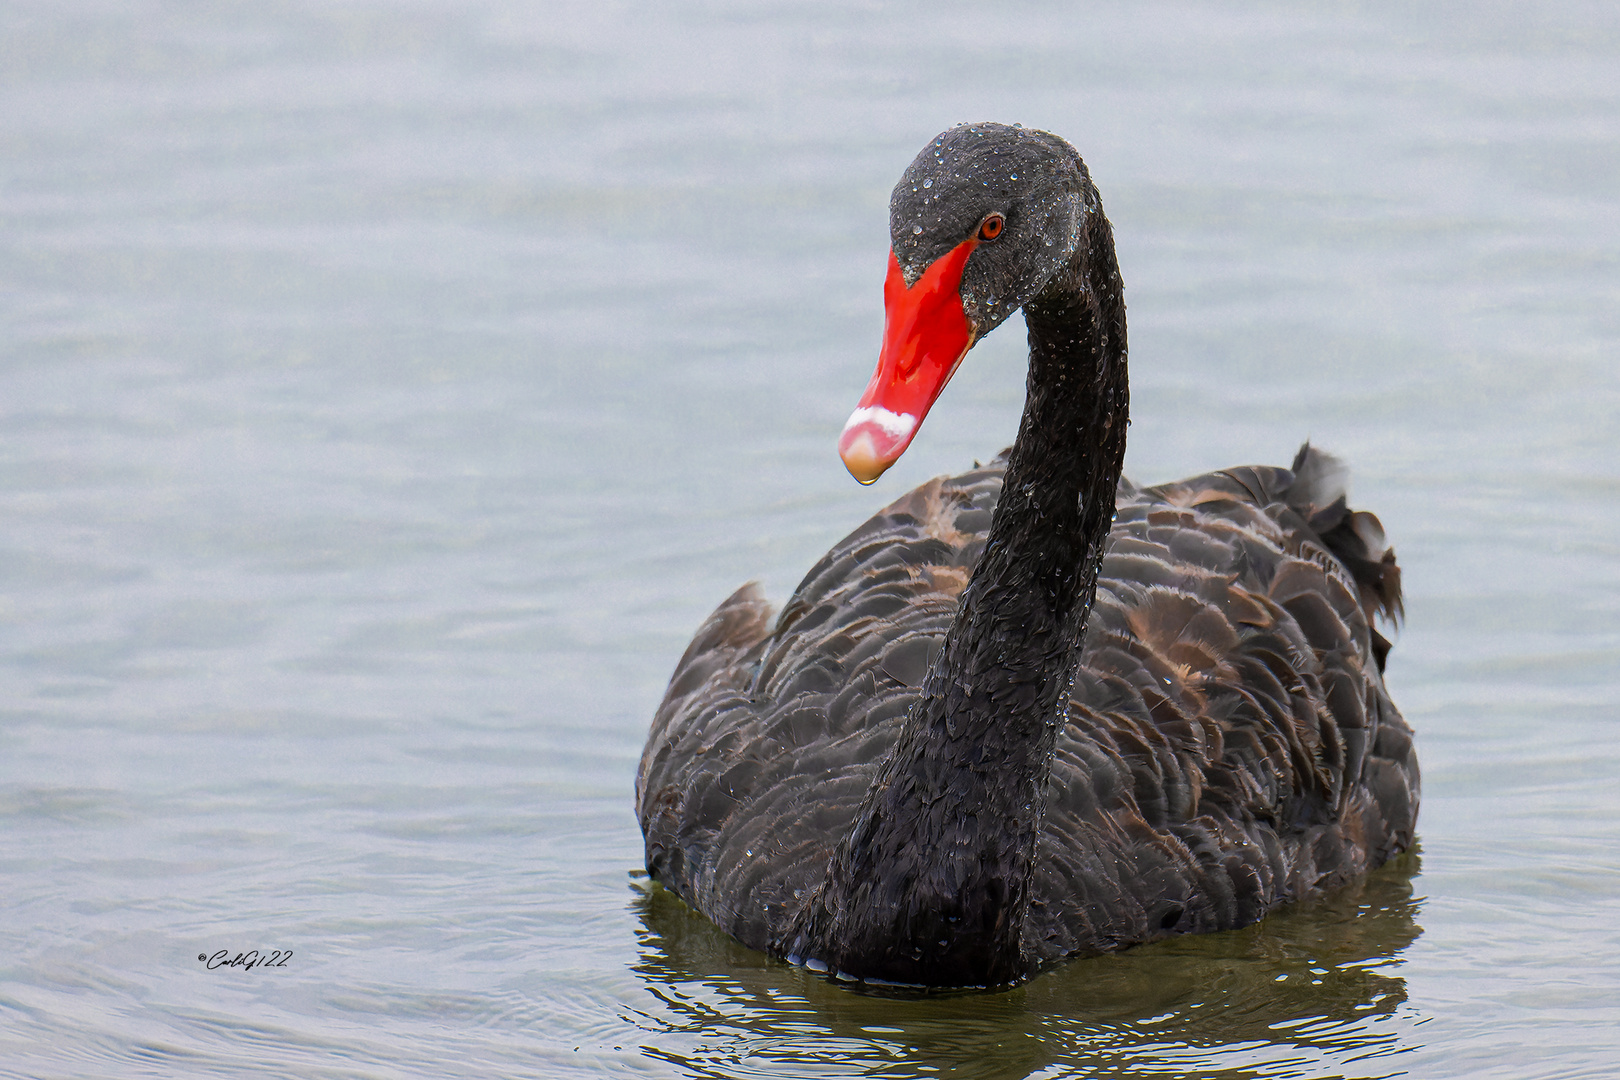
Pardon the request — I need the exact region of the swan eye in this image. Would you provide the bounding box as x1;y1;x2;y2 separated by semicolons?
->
977;214;1005;241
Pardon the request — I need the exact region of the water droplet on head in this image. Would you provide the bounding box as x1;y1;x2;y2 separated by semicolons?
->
922;177;933;188
912;224;923;235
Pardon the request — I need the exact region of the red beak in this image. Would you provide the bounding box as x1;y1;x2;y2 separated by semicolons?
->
839;239;978;484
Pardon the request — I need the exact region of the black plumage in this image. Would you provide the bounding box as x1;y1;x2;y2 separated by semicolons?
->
636;124;1418;988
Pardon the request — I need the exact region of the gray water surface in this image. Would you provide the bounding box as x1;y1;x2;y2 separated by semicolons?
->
4;1;1618;1077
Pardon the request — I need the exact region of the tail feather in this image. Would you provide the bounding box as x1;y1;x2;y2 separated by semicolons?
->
1286;443;1403;669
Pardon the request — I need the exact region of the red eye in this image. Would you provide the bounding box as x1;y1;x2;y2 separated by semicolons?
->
978;214;1005;241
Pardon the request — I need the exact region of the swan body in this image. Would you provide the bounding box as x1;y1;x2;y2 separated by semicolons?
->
637;124;1418;987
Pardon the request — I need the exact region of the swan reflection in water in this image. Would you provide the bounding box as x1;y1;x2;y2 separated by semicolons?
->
626;850;1423;1080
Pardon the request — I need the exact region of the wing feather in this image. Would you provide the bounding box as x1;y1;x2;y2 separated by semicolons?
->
637;446;1419;961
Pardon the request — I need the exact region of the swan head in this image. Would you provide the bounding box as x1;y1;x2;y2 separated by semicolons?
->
840;123;1091;484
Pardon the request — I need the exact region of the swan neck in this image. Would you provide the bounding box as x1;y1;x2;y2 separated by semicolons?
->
783;200;1129;986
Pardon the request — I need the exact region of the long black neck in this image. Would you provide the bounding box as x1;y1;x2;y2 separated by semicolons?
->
782;203;1130;986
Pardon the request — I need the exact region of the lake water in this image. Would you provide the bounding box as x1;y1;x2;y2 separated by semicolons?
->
3;1;1618;1077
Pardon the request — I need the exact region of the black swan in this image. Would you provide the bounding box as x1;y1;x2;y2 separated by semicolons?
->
637;123;1418;988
